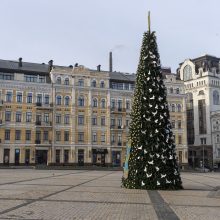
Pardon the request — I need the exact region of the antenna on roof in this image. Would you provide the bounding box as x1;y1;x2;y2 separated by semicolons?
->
148;11;151;33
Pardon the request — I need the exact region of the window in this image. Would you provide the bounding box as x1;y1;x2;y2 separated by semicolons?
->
173;135;176;143
15;130;21;140
64;150;69;163
92;80;96;87
92;117;97;125
178;135;182;144
118;134;122;145
100;81;105;88
56;131;61;141
36;114;41;124
16;112;22;122
170;88;173;94
118;118;122;127
101;117;105;126
93;98;98;107
57;77;61;84
213;90;220;105
176;88;180;94
36;94;42;104
124;83;129;90
78;79;84;87
101;99;105;108
178;120;181;129
118;100;122;110
24;75;37;82
177;104;182;112
44;113;49;123
64;115;70;124
5;130;10;140
26;112;32;122
111;118;115;126
78;115;84;125
56;114;61;124
172;104;175;112
64;131;69;141
126;100;130;110
56;150;60;163
92;132;97;142
101;133;105;142
183;65;192;81
126;120;129;127
6;91;12;102
45;95;49;104
64;96;70;106
26;130;31;141
27;93;32;103
39;76;45;83
78;96;84;107
16;92;22;103
5;111;11;121
36;131;41;141
217;135;220;143
78;132;84;142
111;99;115;109
201;138;206;145
56;96;62;105
64;78;69;85
111;134;115;143
171;120;175;128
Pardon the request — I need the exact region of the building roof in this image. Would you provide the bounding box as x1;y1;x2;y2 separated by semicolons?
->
0;59;49;74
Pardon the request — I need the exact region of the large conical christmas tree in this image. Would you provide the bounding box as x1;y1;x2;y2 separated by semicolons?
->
122;14;182;190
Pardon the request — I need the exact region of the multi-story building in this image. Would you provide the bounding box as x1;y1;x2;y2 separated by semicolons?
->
178;54;220;169
0;57;188;168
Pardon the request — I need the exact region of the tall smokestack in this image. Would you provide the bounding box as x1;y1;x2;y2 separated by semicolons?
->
109;51;113;72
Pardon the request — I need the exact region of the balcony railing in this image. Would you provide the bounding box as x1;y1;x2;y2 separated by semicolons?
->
36;102;42;107
35;140;41;144
35;121;41;126
118;142;122;146
0;100;3;106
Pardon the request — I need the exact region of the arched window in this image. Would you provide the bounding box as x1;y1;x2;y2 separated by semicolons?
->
56;95;62;105
177;104;182;112
170;87;173;94
183;65;192;81
213;90;219;105
199;90;205;95
57;77;61;84
64;96;70;106
78;96;84;107
100;81;105;88
93;98;98;107
92;80;96;87
172;104;175;112
101;99;105;108
64;78;69;85
176;88;180;94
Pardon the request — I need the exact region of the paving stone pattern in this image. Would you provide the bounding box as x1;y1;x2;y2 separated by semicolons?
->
0;169;219;219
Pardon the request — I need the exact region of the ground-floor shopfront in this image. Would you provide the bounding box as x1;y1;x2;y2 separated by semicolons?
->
0;145;125;167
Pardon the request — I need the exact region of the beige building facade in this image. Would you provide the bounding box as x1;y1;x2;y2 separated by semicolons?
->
0;58;188;168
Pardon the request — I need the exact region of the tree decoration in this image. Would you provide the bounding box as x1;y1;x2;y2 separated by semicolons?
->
122;11;182;190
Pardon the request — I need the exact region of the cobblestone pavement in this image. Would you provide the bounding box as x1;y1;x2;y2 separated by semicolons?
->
0;169;219;220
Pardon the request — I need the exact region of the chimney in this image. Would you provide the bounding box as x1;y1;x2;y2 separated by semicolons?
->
109;51;113;72
74;63;78;67
97;64;101;72
48;60;53;71
18;57;22;67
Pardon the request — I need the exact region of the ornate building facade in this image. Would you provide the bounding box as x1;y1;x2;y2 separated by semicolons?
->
0;58;188;168
178;54;220;169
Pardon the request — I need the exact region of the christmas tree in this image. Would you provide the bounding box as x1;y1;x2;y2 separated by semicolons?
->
122;13;182;190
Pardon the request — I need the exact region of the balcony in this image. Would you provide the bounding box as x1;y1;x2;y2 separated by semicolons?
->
118;142;122;146
35;140;41;144
110;125;115;129
110;107;126;114
0;100;3;107
35;121;41;126
36;102;42;107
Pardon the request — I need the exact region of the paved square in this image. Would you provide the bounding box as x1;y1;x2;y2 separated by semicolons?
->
0;169;219;219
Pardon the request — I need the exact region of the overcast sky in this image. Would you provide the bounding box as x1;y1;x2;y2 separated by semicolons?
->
1;0;220;73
